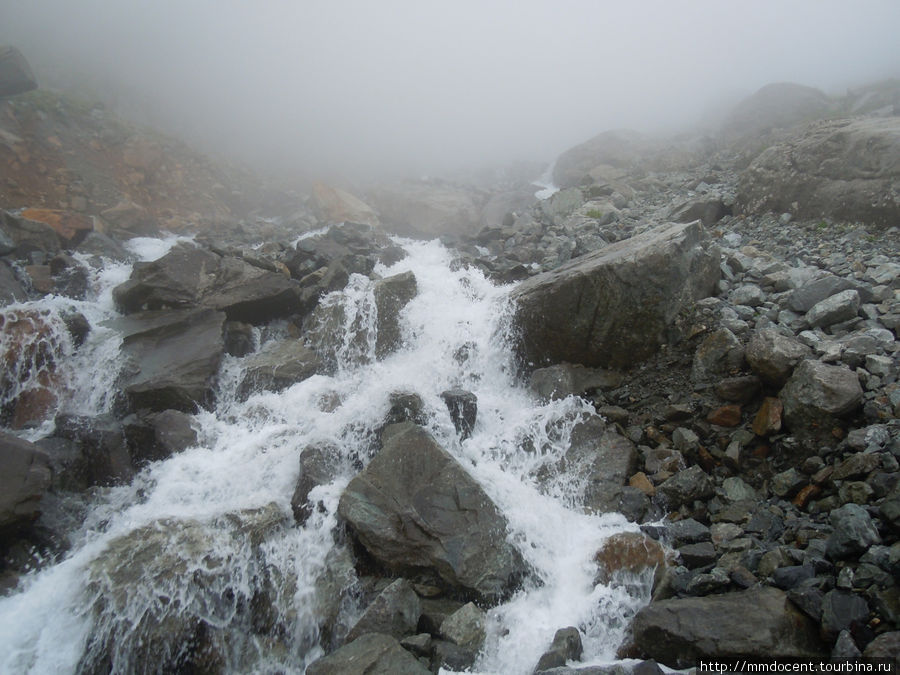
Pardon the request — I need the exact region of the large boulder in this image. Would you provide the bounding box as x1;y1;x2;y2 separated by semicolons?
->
237;339;322;400
627;587;826;667
511;221;720;371
780;359;863;436
338;423;527;602
306;633;430;675
0;431;51;530
113;243;304;323
310;182;380;228
720;82;830;142
367;181;485;238
737;116;900;228
0;46;38;98
745;328;811;387
113;308;225;413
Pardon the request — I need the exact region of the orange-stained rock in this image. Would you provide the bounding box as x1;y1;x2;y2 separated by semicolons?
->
629;472;656;497
594;531;670;593
752;397;783;436
311;182;380;227
20;208;93;243
792;484;821;509
706;404;742;427
11;386;58;429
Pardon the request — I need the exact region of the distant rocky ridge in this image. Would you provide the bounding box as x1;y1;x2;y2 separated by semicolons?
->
1;69;899;672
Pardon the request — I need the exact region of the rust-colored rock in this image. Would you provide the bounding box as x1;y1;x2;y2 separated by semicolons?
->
792;484;821;509
629;472;656;497
20;208;93;244
698;446;717;472
706;404;742;427
752;397;783;436
594;531;669;593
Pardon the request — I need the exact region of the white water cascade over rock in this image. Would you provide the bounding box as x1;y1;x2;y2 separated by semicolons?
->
0;237;655;674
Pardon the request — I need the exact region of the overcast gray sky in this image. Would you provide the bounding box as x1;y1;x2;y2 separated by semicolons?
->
2;0;899;178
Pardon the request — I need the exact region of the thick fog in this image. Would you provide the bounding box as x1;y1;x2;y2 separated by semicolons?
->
2;0;899;179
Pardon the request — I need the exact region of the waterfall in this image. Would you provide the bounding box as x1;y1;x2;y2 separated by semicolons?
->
0;236;650;674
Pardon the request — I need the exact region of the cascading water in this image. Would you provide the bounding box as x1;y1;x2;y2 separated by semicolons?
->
0;236;651;674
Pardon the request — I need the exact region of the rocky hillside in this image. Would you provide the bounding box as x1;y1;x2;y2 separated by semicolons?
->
1;74;899;672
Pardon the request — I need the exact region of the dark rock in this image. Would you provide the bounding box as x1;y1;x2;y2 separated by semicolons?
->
0;210;60;255
113;308;225;414
678;542;718;569
714;375;762;403
0;430;51;530
306;633;431;675
512;221;720;371
418;598;466;635
862;632;900;668
771;564;815;590
534;626;584;672
374;271;417;358
384;391;427;427
780;360;863;437
440;389;477;440
656;466;715;510
344;578;422;643
669;197;731;227
788;585;825;622
0;260;27;305
745;329;811;387
787;274;864;314
627;587;826;667
338;423;527;602
431;639;478;672
806;290;861;329
124;409;198;465
54;413;133;486
290;443;339;524
665;518;712;546
0;46;37;97
237;339;321;400
223;321;254;357
400;633;433;658
826;503;881;560
821;589;870;641
832;630;862;659
113;243;304;323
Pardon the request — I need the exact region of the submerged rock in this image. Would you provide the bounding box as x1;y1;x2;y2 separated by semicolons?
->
338;423;527;602
0;431;51;530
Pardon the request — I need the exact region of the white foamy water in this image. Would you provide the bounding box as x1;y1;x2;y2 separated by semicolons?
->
0;237;648;674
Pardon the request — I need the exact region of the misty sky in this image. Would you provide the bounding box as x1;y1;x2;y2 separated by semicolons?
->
2;0;899;178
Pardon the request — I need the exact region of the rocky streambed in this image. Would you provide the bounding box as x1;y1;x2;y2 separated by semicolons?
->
1;80;899;673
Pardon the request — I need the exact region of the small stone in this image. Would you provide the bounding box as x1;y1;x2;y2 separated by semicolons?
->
771;468;805;498
714;375;762;403
629;472;656;497
752;397;783;436
439;602;485;651
706;404;742;427
826;503;881;560
678;541;718;569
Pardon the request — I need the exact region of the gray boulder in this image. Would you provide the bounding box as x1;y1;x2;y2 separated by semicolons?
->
113;308;225;413
0;46;38;97
534;626;584;672
306;633;431;675
529;363;622;401
374;271;417;358
338;423;527;601
780;360;863;436
237;339;321;400
805;289;860;328
344;578;421;643
627;587;825;667
745;328;811;387
826;503;881;560
656;465;715;510
737;116;900;228
512;221;720;370
0;431;51;529
113;243;304;323
291;443;340;524
439;602;486;651
786;274;863;313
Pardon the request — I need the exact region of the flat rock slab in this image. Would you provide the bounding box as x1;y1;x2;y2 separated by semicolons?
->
511;221;719;370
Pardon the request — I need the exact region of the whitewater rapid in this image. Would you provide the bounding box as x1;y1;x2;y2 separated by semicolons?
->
0;236;648;674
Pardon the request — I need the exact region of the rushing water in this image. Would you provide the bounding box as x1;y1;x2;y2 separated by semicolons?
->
0;236;649;674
